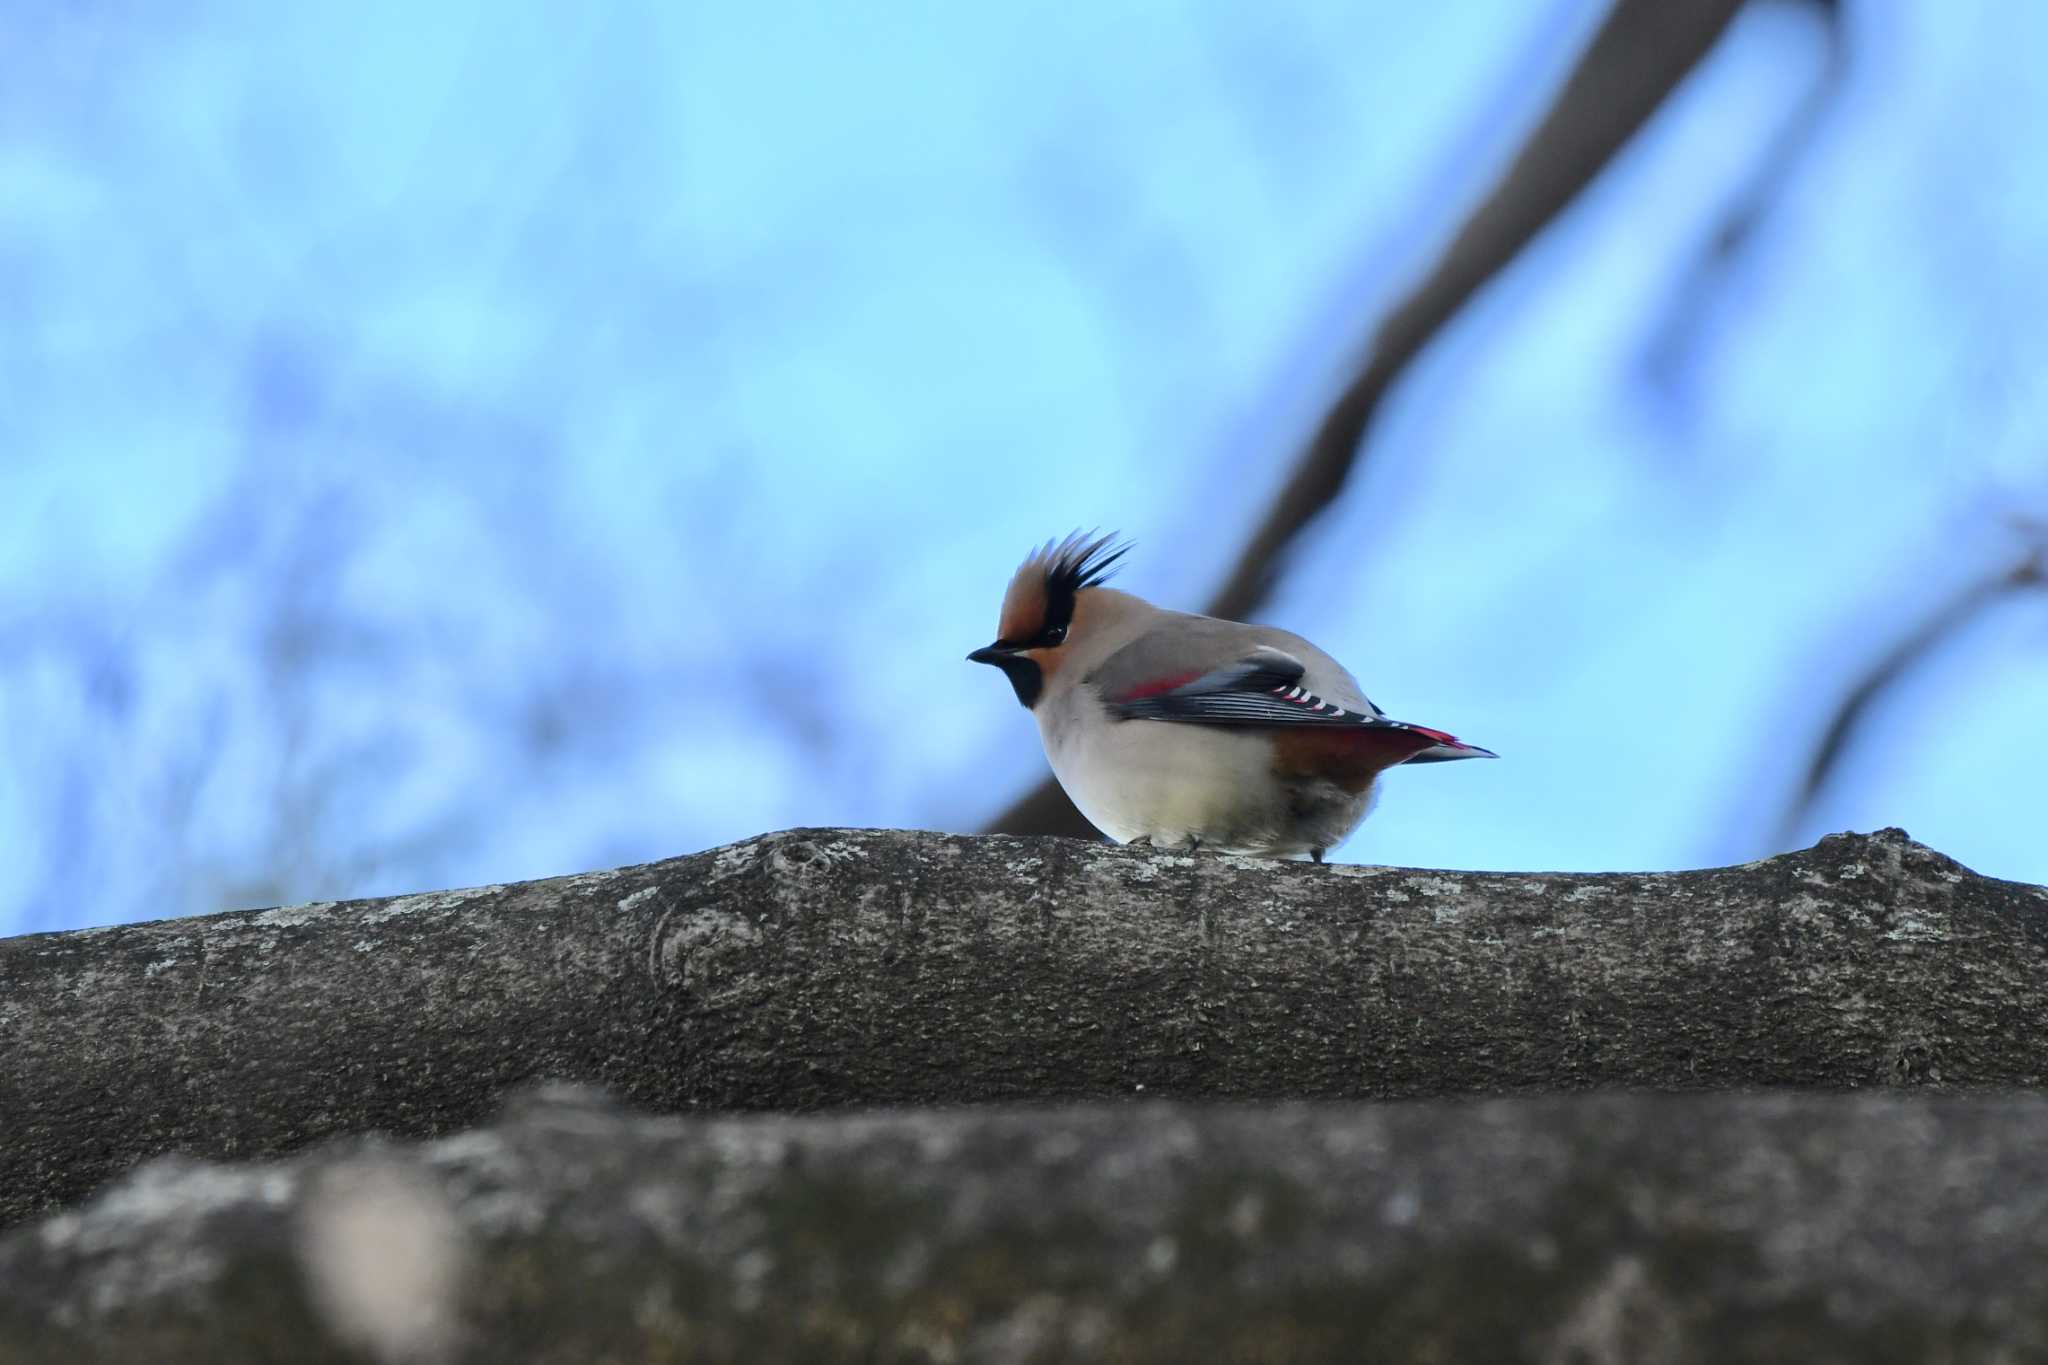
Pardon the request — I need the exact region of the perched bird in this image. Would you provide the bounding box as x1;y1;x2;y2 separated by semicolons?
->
969;532;1494;861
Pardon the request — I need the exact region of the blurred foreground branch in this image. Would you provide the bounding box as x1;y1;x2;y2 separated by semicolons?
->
8;1086;2048;1362
989;0;1747;838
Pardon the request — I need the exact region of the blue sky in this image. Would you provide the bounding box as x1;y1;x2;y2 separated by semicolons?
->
3;2;2045;933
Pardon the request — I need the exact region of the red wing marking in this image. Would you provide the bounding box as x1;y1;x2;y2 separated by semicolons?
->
1116;671;1204;702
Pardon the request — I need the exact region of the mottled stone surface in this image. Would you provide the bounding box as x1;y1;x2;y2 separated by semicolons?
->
3;1086;2046;1363
5;827;2046;1231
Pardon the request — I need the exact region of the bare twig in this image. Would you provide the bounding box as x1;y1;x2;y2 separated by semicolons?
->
989;0;1749;837
1772;542;2046;849
1641;0;1848;408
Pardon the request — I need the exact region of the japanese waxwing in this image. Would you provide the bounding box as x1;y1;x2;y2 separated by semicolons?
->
968;532;1494;862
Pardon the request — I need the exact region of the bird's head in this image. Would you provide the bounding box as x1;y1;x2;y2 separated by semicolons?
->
968;531;1130;709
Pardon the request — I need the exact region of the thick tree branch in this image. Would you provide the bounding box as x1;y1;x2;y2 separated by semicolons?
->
6;1087;2048;1362
4;826;2045;1231
989;0;1748;838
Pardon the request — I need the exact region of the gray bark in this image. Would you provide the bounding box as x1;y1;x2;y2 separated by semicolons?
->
4;826;2046;1234
3;1085;2046;1363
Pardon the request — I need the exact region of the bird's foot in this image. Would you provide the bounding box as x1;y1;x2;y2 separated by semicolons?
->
1128;835;1154;849
1183;834;1204;853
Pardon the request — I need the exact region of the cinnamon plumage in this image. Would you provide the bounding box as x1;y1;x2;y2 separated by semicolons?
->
969;533;1494;861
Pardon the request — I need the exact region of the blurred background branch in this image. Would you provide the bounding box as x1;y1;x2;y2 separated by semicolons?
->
1639;0;1849;416
5;1;2046;930
988;0;1748;839
1773;528;2046;850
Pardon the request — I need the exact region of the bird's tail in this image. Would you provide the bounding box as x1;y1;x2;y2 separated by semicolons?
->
1388;723;1497;764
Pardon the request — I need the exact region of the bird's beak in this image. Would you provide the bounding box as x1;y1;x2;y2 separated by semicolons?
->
968;639;1046;709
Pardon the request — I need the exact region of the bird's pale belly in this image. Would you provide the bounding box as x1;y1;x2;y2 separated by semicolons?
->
1041;706;1372;858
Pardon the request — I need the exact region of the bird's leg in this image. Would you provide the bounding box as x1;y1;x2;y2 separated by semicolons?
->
1310;847;1326;865
1183;834;1204;853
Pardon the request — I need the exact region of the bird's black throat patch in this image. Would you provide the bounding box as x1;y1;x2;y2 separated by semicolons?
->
985;652;1044;709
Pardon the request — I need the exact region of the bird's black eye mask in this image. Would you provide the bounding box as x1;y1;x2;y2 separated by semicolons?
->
975;622;1063;708
1009;621;1067;651
970;531;1130;709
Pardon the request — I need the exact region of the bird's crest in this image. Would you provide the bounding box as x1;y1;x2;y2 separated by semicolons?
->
998;531;1130;644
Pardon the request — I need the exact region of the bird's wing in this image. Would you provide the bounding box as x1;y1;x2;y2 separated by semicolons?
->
1092;631;1495;763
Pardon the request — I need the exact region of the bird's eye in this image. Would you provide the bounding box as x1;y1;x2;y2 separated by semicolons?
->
1043;624;1067;645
